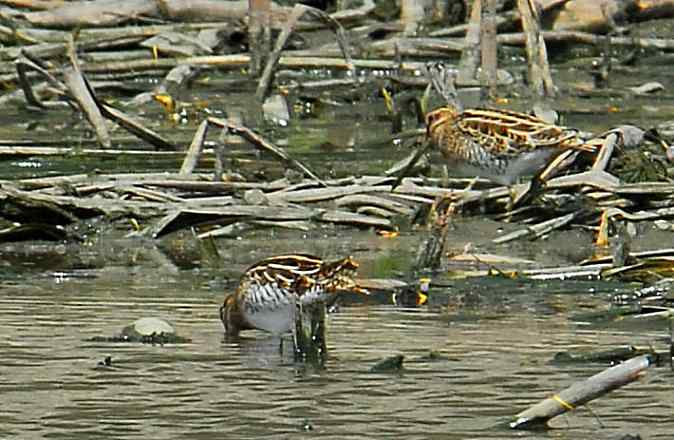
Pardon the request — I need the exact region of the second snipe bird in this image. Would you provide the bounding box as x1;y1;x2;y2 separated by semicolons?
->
424;63;595;186
219;254;364;337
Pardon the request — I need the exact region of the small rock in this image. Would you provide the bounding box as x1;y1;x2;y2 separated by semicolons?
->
124;317;174;336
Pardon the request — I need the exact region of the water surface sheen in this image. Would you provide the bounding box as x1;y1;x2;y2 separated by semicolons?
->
1;269;671;440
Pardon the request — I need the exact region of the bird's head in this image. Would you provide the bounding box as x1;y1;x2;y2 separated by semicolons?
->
425;107;458;138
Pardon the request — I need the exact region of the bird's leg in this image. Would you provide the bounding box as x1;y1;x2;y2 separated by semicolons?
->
511;148;577;209
413;207;449;274
446;175;478;216
308;300;328;366
293;300;307;363
509;170;548;212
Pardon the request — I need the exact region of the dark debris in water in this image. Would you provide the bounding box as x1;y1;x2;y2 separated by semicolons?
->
95;356;113;369
415;350;450;362
301;419;314;431
550;345;651;365
369;354;405;373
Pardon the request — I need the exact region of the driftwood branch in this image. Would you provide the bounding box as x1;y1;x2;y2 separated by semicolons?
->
511;355;652;429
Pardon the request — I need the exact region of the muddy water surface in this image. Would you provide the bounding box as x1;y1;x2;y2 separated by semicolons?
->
1;256;672;439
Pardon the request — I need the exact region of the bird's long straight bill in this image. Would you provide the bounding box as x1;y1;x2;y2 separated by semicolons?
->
336;277;369;295
330;274;369;295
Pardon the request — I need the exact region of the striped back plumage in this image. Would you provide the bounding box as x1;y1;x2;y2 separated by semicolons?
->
239;254;359;310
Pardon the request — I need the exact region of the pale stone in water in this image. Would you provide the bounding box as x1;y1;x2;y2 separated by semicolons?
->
123;317;175;338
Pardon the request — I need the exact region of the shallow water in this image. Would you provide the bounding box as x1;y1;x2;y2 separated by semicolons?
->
1;264;672;440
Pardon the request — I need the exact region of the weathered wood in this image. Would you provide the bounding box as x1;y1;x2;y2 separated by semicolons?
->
493;212;579;244
334;194;415;216
0;146;192;158
71;55;429;77
268;184;392;204
458;0;482;83
432;0;672;36
401;0;428;35
97;101;177;150
2;107;673;243
518;0;556;96
432;0;566;37
295;32;674;61
328;0;375;23
216;113;244;182
543;0;636;33
319;210;392;228
0;185;166;220
499;30;674;50
19;0;284;29
63;38;111;148
249;0;272;77
257;3;304;99
511;355;652;429
149;205;319;238
115;186;185;203
481;0;498;96
180;120;209;176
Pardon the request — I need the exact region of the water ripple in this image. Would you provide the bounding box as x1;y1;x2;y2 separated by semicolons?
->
0;275;669;439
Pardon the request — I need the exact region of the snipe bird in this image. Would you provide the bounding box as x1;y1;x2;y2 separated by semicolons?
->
220;254;363;337
424;63;595;186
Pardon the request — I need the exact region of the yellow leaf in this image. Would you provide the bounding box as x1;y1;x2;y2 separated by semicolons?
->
595;210;609;247
153;94;176;114
377;229;399;238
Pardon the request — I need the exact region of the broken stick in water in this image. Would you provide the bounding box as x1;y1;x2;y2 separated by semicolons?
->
510;354;652;429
